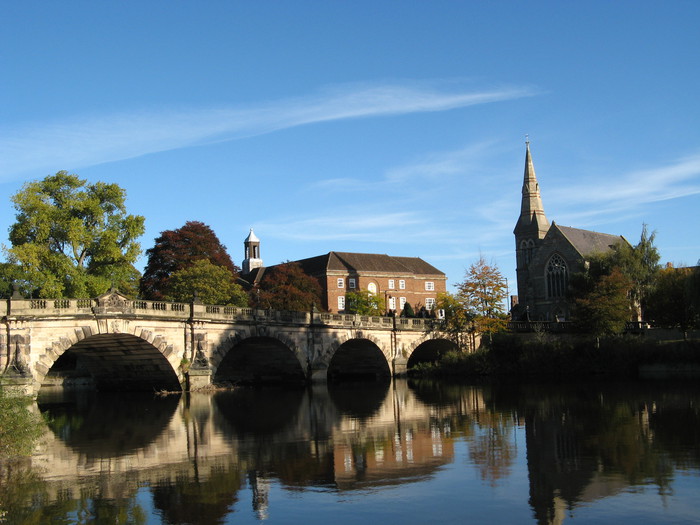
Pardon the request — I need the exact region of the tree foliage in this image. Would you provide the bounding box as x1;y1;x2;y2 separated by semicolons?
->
568;224;661;333
0;390;45;458
7;172;145;298
140;221;237;300
434;292;475;350
645;264;700;330
592;224;661;320
252;262;323;311
345;289;385;316
165;259;248;306
570;268;632;336
457;256;508;334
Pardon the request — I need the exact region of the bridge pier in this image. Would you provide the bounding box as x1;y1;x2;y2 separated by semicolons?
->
309;366;329;383
392;356;408;377
186;368;212;390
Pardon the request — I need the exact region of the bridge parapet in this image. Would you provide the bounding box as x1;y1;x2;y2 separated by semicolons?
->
2;297;192;319
2;294;442;332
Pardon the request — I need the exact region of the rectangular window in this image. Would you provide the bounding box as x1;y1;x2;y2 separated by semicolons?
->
337;278;344;288
425;298;436;310
399;297;407;310
389;297;396;311
388;279;395;289
399;280;406;290
348;278;356;289
338;296;345;311
425;281;434;291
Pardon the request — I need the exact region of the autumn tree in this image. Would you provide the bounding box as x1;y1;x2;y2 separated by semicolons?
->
345;289;386;316
7;171;145;298
434;292;475;351
165;259;248;306
457;256;508;335
252;262;323;311
140;221;237;300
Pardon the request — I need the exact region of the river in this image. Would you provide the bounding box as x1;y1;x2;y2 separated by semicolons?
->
1;379;699;524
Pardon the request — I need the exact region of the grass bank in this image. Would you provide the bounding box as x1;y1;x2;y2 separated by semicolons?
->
409;334;700;380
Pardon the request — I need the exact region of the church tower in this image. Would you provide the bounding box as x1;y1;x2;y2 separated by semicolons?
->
514;140;550;304
242;229;263;275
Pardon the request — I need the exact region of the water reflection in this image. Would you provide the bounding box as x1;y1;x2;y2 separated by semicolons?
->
1;380;698;524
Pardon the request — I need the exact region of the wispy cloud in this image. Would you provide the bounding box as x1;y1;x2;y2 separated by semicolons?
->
0;82;537;180
549;153;700;225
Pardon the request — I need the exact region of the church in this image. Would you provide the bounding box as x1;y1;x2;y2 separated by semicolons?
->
512;142;629;322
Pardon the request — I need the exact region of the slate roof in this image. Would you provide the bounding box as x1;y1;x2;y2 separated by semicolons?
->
554;223;628;257
296;252;445;277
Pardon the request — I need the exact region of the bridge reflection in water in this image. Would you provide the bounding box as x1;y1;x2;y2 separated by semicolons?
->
4;380;700;524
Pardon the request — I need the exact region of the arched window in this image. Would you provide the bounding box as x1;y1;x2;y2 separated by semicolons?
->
367;282;377;294
519;239;536;266
546;254;568;298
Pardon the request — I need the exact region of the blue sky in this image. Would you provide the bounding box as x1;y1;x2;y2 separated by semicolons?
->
2;2;699;295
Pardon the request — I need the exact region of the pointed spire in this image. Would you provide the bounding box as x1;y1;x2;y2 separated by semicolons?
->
515;139;549;238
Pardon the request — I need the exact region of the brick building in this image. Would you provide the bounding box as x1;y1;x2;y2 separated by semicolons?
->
240;232;446;314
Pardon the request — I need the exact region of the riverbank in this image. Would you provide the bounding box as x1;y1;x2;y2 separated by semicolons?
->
409;334;700;379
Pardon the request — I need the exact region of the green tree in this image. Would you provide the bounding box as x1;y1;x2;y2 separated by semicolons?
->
345;289;385;316
0;262;24;298
401;301;415;318
7;172;145;298
0;390;45;458
605;224;660;320
253;262;323;311
571;268;632;336
140;221;238;300
646;264;700;330
165;259;248;306
457;256;508;335
434;292;475;351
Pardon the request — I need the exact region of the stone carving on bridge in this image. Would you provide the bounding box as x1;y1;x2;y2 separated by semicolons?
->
192;336;209;369
8;335;30;377
93;289;133;314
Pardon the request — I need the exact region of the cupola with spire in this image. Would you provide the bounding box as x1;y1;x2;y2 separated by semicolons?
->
242;228;263;275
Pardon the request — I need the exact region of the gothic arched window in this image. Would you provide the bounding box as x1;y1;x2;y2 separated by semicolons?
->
519;239;536;267
546;254;568;298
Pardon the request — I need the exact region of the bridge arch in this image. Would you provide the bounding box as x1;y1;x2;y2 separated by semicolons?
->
212;333;306;385
326;336;391;381
37;328;182;392
406;337;459;369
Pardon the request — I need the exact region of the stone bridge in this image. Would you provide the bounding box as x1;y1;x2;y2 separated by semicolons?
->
0;290;467;393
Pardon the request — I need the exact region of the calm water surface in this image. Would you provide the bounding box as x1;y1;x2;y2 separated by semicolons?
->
2;379;699;524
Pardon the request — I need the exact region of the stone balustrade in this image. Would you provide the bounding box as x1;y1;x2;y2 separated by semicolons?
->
1;296;439;331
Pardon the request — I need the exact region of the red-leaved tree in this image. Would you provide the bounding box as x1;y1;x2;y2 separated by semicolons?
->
140;221;238;300
252;262;323;312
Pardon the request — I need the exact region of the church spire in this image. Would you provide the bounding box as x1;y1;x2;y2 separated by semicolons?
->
514;139;549;238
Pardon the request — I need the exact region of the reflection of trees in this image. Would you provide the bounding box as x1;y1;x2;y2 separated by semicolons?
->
489;382;700;525
466;411;517;485
0;459;147;525
151;465;243;525
410;379;517;485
